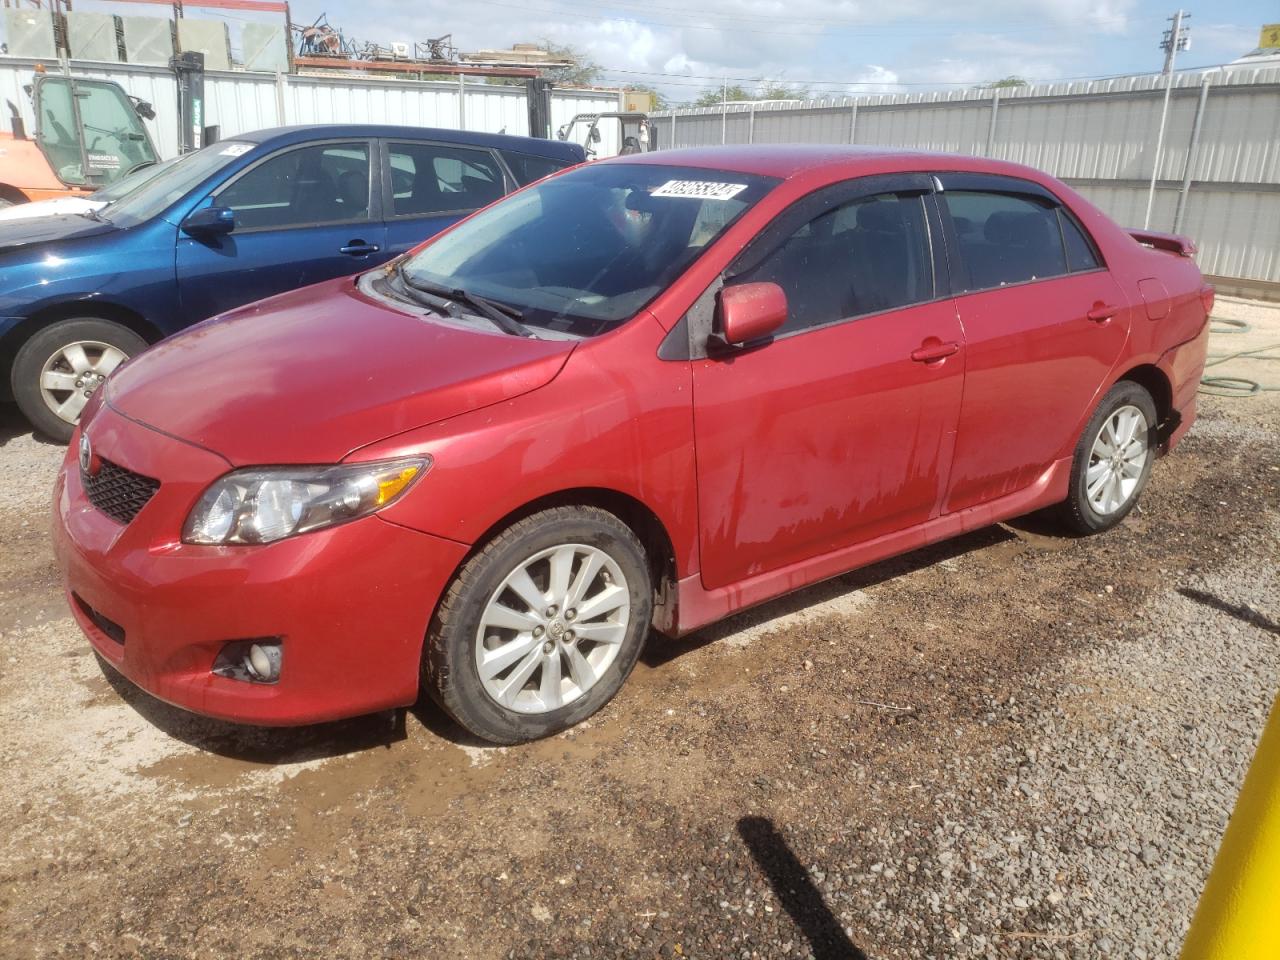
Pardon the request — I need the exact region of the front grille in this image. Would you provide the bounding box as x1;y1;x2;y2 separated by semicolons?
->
73;593;125;645
83;458;160;525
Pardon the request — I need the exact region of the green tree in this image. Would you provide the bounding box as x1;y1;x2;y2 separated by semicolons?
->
989;75;1029;88
693;84;750;107
538;40;601;87
755;81;809;101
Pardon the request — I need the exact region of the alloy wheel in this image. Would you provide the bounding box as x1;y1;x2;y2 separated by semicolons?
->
474;543;630;715
39;340;128;423
1086;403;1149;516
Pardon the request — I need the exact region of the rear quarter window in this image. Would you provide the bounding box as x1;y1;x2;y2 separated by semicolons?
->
945;190;1068;291
501;151;575;186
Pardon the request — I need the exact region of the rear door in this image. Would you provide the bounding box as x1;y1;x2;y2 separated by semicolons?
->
381;140;510;258
691;175;966;591
935;173;1132;514
176;139;383;318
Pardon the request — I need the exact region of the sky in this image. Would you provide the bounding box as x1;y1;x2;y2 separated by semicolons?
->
12;0;1278;100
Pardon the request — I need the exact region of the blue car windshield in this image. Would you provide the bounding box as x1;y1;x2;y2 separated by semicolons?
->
100;142;251;228
400;163;779;336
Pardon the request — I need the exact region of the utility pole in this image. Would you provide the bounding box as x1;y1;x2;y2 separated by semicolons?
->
1160;9;1191;74
1145;10;1191;228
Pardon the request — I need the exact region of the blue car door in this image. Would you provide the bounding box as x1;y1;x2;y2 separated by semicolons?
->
176;138;386;318
380;139;510;257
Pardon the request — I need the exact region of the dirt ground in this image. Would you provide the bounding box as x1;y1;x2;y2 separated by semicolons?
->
1;299;1277;960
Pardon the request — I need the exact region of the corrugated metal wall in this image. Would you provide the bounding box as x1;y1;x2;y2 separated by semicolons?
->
653;67;1280;284
0;55;617;160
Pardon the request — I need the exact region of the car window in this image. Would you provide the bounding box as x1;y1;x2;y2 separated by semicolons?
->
944;190;1068;290
102;141;246;228
387;142;505;217
731;192;934;335
215;142;370;230
1059;208;1101;272
501;150;574;187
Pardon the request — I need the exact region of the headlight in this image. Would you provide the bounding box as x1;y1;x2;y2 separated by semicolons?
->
183;457;429;545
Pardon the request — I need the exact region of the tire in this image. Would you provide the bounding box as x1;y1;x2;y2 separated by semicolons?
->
424;506;653;744
11;318;148;443
1061;380;1158;534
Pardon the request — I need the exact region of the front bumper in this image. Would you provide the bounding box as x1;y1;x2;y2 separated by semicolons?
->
52;405;468;726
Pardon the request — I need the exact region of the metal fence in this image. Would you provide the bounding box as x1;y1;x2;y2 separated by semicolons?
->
0;56;620;161
651;66;1280;289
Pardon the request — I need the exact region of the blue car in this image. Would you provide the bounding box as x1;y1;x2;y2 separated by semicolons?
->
0;124;585;440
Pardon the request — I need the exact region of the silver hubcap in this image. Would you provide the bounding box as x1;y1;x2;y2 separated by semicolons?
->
1086;404;1149;516
39;340;127;424
475;543;630;715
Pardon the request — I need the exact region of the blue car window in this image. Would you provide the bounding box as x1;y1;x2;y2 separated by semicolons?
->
215;142;371;230
386;141;504;217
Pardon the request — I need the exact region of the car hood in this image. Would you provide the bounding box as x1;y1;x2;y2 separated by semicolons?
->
106;276;577;465
0;213;116;252
0;198;102;222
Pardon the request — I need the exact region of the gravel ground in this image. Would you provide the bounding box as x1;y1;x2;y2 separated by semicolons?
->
1;300;1277;959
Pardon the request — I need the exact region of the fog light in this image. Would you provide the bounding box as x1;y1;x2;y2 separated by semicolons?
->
246;642;281;682
212;639;283;684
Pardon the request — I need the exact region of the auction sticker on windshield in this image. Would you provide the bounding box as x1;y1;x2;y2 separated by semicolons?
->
650;180;748;200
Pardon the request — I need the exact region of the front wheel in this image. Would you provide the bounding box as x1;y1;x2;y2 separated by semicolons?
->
1061;381;1157;534
424;506;652;744
11;318;147;442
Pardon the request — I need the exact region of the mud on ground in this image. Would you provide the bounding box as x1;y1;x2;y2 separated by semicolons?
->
1;301;1277;959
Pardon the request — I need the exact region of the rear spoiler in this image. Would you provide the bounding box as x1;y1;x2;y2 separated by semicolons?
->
1127;228;1197;257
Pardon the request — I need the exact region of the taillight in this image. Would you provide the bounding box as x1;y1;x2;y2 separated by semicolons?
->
1200;284;1215;317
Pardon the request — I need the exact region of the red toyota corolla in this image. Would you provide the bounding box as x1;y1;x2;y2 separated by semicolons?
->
53;147;1211;744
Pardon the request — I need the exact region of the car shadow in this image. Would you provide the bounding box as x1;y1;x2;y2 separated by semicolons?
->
643;523;1017;669
94;652;408;763
0;403;59;448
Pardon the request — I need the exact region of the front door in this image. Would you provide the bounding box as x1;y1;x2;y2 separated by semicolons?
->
692;180;965;591
934;175;1133;513
177;139;384;320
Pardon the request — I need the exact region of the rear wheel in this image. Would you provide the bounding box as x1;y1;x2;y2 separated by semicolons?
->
1061;381;1157;534
11;318;147;442
424;506;652;744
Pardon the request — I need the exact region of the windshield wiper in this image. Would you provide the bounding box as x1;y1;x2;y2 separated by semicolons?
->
398;267;535;338
78;207;109;223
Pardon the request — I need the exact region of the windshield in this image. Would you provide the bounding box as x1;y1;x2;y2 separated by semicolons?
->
400;163;778;336
101;142;252;228
90;155;183;203
35;77;158;187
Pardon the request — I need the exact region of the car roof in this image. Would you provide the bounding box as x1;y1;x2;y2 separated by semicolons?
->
229;124;585;162
604;145;1054;184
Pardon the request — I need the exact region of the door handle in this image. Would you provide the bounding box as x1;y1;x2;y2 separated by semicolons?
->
910;340;960;363
340;241;380;256
1087;304;1120;322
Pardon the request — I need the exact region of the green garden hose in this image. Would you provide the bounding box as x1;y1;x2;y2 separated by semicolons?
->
1199;315;1280;398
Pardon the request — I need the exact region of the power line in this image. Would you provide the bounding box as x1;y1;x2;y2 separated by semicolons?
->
463;0;1131;39
597;58;1250;92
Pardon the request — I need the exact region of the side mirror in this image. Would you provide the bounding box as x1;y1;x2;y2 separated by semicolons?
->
717;282;788;347
589;127;602;143
181;205;235;237
555;124;569;141
133;98;156;121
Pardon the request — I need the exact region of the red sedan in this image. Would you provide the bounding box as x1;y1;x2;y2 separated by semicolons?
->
53;147;1212;743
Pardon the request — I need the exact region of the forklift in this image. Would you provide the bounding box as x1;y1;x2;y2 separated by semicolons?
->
556;112;656;160
0;68;160;208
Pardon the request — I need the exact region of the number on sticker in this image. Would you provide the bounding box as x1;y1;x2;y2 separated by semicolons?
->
650;180;748;201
